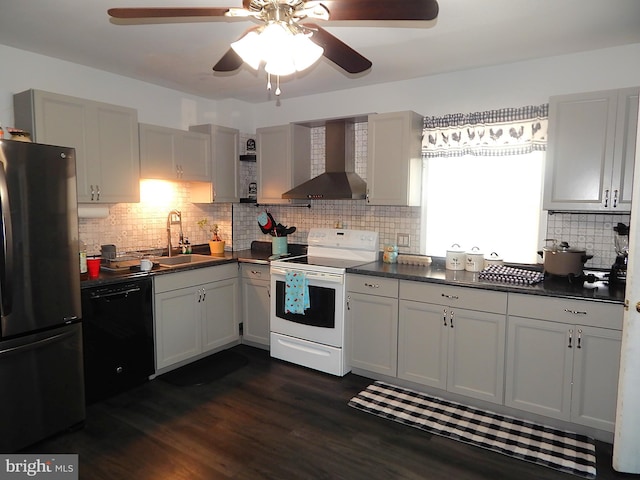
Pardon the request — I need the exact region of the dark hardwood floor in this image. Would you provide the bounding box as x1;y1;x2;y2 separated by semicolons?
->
24;345;636;479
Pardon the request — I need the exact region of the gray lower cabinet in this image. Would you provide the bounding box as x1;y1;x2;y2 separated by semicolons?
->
347;275;399;376
398;281;507;404
240;264;270;348
505;294;623;432
154;264;240;372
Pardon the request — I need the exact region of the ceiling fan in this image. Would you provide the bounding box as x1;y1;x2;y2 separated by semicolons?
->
108;0;439;94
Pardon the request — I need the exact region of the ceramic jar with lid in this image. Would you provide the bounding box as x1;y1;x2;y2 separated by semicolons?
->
446;244;466;270
383;244;398;264
465;246;484;272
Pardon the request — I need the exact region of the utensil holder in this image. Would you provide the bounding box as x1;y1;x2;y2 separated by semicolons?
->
272;236;288;255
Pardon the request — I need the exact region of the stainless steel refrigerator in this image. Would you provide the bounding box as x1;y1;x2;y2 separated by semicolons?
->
0;139;84;452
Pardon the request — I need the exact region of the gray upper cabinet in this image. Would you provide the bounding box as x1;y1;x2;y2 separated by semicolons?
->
366;111;423;206
256;124;310;204
14;89;140;203
139;123;210;182
543;87;639;212
189;124;240;203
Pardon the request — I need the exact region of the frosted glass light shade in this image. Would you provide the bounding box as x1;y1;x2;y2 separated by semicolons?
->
230;21;324;76
231;31;262;70
292;33;323;71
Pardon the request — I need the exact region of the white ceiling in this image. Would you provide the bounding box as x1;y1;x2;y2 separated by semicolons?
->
1;0;639;104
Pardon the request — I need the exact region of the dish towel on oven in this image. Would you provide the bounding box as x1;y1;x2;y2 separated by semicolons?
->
285;271;310;314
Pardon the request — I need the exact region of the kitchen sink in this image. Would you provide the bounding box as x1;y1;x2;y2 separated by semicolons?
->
158;254;223;267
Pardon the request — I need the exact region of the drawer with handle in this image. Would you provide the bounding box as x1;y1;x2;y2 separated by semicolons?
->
347;274;398;297
508;293;623;330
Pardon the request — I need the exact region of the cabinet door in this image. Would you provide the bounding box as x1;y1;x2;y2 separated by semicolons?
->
505;316;573;420
366;111;422;206
543;88;639;212
201;277;240;352
544;90;618;211
212;125;239;202
257;124;310;204
155;287;201;369
571;326;621;431
347;291;398;376
241;267;271;347
611;87;639;210
92;102;140;203
447;308;505;404
179;130;210;182
139;123;176;179
398;300;448;389
28;92;94;201
189;124;239;203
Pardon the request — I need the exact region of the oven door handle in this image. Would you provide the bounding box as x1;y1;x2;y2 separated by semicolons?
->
270;267;344;284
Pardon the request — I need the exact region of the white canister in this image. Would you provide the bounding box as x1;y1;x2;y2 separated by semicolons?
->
465;247;485;272
484;252;504;268
446;244;466;270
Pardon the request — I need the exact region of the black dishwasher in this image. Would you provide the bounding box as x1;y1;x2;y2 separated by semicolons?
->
81;277;154;404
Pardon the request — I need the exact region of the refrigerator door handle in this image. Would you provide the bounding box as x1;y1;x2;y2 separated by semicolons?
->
0;329;75;357
0;161;14;318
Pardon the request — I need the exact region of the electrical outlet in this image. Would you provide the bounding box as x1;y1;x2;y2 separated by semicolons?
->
397;233;410;247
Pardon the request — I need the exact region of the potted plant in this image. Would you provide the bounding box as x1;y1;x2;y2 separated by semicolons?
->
198;219;225;255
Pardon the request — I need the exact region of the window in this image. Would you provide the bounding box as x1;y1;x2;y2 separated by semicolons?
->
421;151;546;264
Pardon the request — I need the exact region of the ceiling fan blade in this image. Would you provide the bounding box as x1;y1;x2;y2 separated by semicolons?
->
305;24;371;74
213;49;244;72
108;7;230;19
319;0;439;21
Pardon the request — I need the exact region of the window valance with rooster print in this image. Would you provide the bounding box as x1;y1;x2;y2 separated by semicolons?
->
422;104;548;158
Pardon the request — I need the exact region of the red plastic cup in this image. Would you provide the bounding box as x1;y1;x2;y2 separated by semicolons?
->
87;258;101;279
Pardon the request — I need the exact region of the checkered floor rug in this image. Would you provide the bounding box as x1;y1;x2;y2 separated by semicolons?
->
348;381;597;479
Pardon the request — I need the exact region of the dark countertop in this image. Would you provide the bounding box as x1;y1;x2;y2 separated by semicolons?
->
347;258;626;304
81;241;307;288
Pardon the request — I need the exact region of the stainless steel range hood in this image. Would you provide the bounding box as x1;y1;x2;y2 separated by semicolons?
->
282;119;367;200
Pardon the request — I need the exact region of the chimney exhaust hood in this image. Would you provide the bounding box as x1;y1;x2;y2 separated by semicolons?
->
282;118;367;200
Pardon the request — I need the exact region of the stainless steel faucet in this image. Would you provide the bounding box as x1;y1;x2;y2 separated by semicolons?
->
166;210;183;257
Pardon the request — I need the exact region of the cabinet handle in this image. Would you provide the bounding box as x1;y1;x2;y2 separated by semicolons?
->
267;288;270;298
251;270;262;276
568;328;573;348
202;288;206;302
347;295;351;311
604;189;610;208
450;310;454;328
96;184;100;201
564;308;587;315
443;308;447;327
577;329;582;349
90;184;95;201
364;282;379;288
441;293;459;300
613;189;619;208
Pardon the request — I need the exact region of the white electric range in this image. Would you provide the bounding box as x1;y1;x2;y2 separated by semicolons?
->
269;228;379;376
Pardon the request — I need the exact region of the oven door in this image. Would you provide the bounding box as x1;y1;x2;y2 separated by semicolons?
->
270;266;344;348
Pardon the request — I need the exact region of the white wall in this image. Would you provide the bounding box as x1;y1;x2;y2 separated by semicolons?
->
0;44;255;133
252;43;640;127
2;43;639;133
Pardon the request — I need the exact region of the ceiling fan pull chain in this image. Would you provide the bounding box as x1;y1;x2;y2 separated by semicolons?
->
267;72;272;92
275;75;281;96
